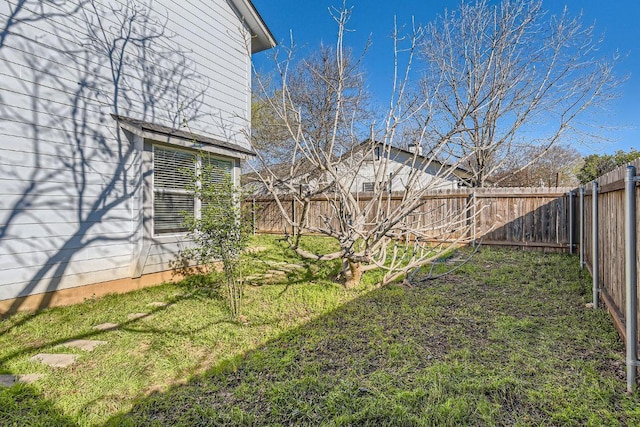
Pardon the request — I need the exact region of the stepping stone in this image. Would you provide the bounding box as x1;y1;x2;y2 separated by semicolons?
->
31;353;78;368
246;246;267;253
56;339;107;352
93;322;118;331
263;262;305;272
128;312;151;321
0;374;16;387
147;301;168;307
0;374;45;387
17;374;44;384
276;264;305;271
265;270;287;275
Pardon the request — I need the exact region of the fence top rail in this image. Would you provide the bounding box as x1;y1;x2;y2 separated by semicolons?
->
247;187;575;202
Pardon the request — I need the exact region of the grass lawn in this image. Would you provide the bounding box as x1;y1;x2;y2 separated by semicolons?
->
1;235;639;425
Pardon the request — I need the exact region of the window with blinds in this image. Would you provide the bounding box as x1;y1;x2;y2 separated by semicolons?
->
202;155;233;186
362;181;390;192
200;154;233;214
154;147;195;234
153;146;234;235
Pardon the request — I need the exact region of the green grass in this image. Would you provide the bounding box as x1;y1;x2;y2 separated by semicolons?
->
1;238;640;425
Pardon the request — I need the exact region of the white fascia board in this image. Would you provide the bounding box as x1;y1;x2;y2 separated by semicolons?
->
228;0;277;53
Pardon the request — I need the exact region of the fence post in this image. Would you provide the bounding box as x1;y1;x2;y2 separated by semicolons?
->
579;186;585;269
472;191;477;247
466;191;477;247
568;190;574;254
592;181;599;309
291;198;296;235
252;198;256;235
625;165;638;392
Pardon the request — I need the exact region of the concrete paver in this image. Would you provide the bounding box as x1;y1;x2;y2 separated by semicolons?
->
0;373;46;387
0;374;16;387
17;374;44;383
31;353;78;368
56;339;107;352
148;301;168;307
93;322;118;331
127;313;150;321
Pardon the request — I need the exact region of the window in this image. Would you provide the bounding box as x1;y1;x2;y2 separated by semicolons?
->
362;181;390;192
153;146;233;235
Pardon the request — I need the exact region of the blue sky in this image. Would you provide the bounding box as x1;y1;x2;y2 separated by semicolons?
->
251;0;639;155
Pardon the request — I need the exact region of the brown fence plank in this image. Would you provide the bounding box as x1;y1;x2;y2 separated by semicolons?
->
576;157;640;350
246;187;574;251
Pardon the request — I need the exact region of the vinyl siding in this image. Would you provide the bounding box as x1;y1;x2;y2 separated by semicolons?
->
0;0;253;301
347;149;460;193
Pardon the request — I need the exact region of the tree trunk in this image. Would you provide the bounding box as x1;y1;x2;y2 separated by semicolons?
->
343;259;362;288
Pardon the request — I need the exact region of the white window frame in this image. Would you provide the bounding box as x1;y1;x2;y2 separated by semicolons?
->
152;145;234;236
362;181;390;192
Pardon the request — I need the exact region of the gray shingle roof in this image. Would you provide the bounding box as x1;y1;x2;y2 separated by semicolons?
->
111;114;255;156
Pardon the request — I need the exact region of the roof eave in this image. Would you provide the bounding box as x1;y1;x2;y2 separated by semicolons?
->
229;0;277;54
111;114;256;158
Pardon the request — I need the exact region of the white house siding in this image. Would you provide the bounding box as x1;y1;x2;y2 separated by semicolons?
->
0;0;256;303
345;149;460;194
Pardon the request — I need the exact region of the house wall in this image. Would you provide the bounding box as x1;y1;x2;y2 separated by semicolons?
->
0;0;253;305
346;149;460;193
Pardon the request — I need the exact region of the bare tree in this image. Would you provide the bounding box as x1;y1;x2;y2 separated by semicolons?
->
492;144;581;187
420;0;621;187
251;43;371;168
252;5;476;288
249;81;291;166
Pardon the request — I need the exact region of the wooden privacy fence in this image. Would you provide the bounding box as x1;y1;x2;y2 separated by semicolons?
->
247;176;640;391
576;158;640;391
246;187;575;251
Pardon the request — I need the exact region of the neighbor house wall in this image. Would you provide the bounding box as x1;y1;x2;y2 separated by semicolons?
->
345;148;460;193
0;0;254;305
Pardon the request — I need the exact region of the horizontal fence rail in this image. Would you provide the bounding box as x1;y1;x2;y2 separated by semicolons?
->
245;187;576;252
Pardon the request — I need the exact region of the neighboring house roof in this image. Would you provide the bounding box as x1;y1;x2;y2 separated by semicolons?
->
243;140;473;187
242;158;325;191
229;0;277;53
352;140;473;181
112;114;256;157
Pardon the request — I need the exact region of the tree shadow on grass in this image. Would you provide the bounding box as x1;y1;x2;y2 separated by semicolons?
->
0;281;235;426
0;287;205;367
0;384;78;427
104;249;637;427
102;284;459;427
